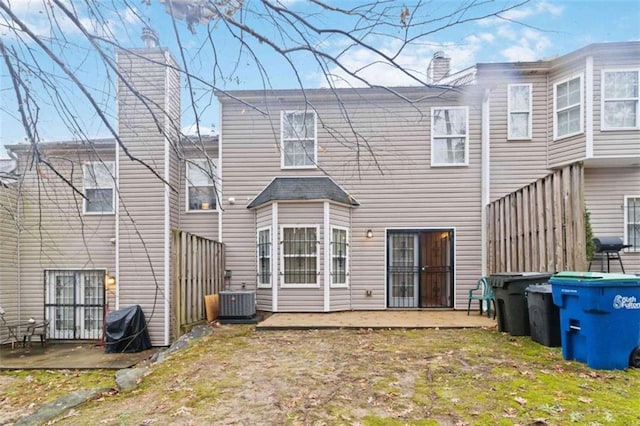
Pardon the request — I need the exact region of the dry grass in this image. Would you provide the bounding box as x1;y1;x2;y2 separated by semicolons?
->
3;325;640;425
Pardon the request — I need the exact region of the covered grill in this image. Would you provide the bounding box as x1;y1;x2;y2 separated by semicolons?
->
589;236;632;273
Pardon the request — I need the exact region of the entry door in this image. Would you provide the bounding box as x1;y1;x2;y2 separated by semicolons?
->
388;233;419;308
45;270;105;340
387;230;454;308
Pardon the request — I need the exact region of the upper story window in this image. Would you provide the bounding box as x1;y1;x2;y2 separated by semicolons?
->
508;84;532;139
257;228;271;288
554;75;583;139
625;196;640;252
186;159;218;212
83;161;114;214
602;70;639;130
330;227;348;287
281;111;317;169
431;106;468;166
281;226;318;286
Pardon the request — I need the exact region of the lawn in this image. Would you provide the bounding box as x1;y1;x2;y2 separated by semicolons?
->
2;325;639;425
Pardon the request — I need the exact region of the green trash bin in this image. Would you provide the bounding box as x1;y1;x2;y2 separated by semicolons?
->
489;272;553;336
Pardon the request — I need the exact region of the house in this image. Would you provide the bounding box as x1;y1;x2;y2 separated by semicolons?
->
216;41;639;313
1;46;219;347
1;40;638;345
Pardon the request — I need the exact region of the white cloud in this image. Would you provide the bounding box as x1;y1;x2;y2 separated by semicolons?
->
500;29;552;62
182;124;217;136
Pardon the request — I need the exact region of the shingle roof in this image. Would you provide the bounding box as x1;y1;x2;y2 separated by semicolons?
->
247;177;359;209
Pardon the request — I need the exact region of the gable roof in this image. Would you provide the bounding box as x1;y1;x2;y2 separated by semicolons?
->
247;176;359;209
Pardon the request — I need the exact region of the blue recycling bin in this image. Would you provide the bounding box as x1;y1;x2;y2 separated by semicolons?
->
550;272;640;370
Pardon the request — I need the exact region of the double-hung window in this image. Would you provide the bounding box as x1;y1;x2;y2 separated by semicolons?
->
602;70;639;130
554;75;583;139
281;226;318;286
257;228;271;287
83;162;114;214
186;159;218;211
625;196;640;252
330;227;348;287
508;84;532;139
281;111;317;168
431;107;468;166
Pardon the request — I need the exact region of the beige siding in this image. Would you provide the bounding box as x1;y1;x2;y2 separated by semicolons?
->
584;167;640;274
592;55;640;158
485;73;551;201
0;182;18;341
117;48;179;345
10;149;116;331
547;60;588;167
220;87;483;311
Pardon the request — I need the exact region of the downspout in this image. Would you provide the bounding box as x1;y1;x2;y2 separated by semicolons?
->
218;106;223;243
114;50;120;312
481;88;491;277
163;52;171;346
8;150;22;318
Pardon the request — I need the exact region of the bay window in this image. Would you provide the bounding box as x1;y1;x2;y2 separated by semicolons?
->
602;70;639;129
281;226;318;286
554;75;583;139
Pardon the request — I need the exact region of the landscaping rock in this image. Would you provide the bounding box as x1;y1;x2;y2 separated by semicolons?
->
151;324;214;364
15;388;111;426
115;366;150;392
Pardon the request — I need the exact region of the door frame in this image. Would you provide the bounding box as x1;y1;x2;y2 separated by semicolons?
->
385;227;456;308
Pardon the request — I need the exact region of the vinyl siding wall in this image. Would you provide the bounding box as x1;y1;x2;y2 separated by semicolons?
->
219;87;483;311
117;48;178;345
584;167;640;274
482;69;552;201
0;182;19;340
547;59;588;167
592;55;640;158
9;149;116;332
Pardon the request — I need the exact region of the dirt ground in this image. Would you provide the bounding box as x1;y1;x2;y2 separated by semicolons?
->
3;325;640;425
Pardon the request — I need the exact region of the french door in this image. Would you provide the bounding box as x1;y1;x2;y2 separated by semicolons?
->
44;270;105;340
387;230;454;308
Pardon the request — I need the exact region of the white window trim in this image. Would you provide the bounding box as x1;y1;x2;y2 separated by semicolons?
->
82;161;115;215
553;73;584;140
601;69;640;131
507;83;532;140
330;225;349;288
430;106;469;167
280;110;318;170
279;224;320;288
257;227;272;288
185;158;220;213
624;195;640;252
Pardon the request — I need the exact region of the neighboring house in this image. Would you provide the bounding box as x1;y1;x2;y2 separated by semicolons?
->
1;47;218;347
1;41;638;345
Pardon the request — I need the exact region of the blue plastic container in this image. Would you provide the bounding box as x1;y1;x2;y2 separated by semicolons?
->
550;271;640;370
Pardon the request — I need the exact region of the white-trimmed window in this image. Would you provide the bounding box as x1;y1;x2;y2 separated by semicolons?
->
508;84;532;139
281;111;317;169
602;70;639;130
554;75;583;139
625;196;640;252
83;162;114;214
257;228;271;287
281;226;318;286
330;226;349;287
186;159;218;212
431;106;468;166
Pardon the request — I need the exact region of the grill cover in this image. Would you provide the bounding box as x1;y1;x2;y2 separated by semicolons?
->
105;305;152;353
593;237;626;253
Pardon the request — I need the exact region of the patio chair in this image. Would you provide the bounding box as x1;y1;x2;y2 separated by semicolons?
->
467;277;495;318
0;306;22;348
23;319;50;348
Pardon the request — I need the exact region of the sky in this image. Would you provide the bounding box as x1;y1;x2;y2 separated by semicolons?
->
1;0;639;159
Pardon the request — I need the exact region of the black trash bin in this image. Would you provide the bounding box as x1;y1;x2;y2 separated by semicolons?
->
489;272;553;336
105;305;152;353
526;284;561;347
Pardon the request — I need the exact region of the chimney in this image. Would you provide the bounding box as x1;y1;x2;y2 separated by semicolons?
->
141;27;159;49
427;51;451;84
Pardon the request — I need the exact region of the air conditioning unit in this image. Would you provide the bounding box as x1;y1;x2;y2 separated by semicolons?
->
219;291;256;318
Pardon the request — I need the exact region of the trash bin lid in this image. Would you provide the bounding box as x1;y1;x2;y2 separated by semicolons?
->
550;271;640;287
526;284;552;294
488;272;554;288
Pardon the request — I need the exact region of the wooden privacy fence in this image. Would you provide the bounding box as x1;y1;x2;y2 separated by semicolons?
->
486;163;586;274
172;229;225;338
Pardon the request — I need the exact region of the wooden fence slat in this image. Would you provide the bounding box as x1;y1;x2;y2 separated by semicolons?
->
553;170;564;272
523;186;531;271
572;164;586;270
562;166;573;269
